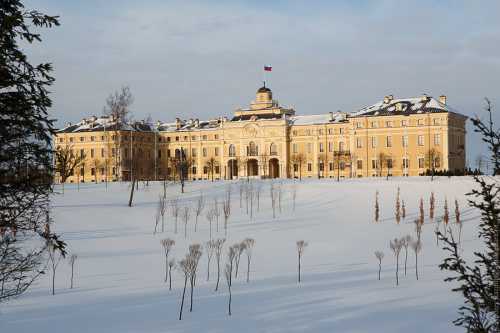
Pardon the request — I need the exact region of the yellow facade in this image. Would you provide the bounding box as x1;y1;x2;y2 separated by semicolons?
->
54;86;466;183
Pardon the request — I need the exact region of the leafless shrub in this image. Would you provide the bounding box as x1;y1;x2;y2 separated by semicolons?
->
159;195;167;233
223;196;231;236
48;240;63;295
374;190;380;223
243;238;255;283
374;251;384;280
419;198;425;225
402;200;406;219
234;242;246;279
213;198;221;233
168;259;175;290
389;238;403;286
224;263;233;316
161;238;175;283
206;208;215;240
430;192;435;220
395;187;401;224
69;254;77;289
455;199;462;245
296;240;308;283
214;238;226;291
410;240;422;280
178;256;192;320
194;193;205;232
182;206;191;239
170;197;180;234
206;240;216;281
414;219;423;242
291;183;298;211
401;235;412;276
188;244;202;312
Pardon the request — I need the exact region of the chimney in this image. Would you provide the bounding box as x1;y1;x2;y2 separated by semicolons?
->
439;95;447;105
175;118;181;130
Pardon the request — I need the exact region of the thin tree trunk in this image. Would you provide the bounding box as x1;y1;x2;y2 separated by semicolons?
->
128;179;136;207
396;256;399;286
189;278;194;312
207;258;211;281
52;268;55;295
165;254;168;282
179;277;187;320
298;255;301;283
404;249;408;276
415;253;419;280
70;264;74;289
215;257;220;291
228;285;232;316
247;258;250;283
378;261;381;280
169;267;172;290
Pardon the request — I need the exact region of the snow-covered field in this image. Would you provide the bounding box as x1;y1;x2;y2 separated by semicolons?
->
0;177;480;332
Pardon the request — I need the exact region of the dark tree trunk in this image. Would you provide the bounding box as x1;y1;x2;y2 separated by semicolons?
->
247;258;250;283
378;261;381;280
404;249;408;276
215;257;220;291
70;263;74;289
179;277;187;320
228;285;232;316
189;278;194;312
128;179;136;207
415;253;419;280
298;255;301;283
169;267;173;290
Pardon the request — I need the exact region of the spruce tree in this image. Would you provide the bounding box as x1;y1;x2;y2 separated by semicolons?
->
0;0;66;302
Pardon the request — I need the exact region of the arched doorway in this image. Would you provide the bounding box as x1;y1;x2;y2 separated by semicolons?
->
247;159;259;177
227;159;238;179
269;158;279;178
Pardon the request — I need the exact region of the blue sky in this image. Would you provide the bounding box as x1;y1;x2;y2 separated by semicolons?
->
24;0;500;166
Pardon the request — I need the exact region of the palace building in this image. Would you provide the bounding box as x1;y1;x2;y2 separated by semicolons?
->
54;85;467;183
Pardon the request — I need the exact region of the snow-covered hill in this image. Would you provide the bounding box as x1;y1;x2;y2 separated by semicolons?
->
0;177;480;332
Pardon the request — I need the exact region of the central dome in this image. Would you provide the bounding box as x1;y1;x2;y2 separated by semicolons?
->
257;86;271;93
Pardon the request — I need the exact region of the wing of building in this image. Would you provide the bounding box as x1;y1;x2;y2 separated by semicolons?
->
53;86;466;183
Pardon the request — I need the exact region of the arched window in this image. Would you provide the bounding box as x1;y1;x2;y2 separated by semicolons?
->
247;141;258;156
270;143;277;156
229;144;236;157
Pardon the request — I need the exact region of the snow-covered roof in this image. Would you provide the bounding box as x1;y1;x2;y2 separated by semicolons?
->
157;118;222;132
56;116;153;133
351;96;460;117
289;112;348;125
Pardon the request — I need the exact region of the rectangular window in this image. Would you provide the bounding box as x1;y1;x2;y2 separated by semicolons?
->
319;162;324;171
328;128;333;135
385;121;392;128
111;148;116;157
372;160;378;169
418;157;425;168
318;129;323;135
175;136;179;141
292;130;298;136
293;164;298;172
90;149;94;158
202;135;207;140
192;148;197;157
112;167;116;175
402;158;410;168
356;138;362;148
214;134;219;140
80;149;85;158
418;135;424;146
401;120;407;127
101;148;105;158
215;166;220;174
328;142;333;152
387;159;393;169
215;147;219;156
59;138;63;143
307;143;312;153
357;160;363;170
434;134;441;145
100;168;105;175
203;166;208;174
418;119;424;125
91;168;95;176
80;137;84;142
306;129;311;136
433;118;440;125
386;136;392;147
191;136;196;141
339;128;345;134
329;162;334;171
292;143;298;153
202;148;207;157
90;136;95;142
339;142;345;152
307;163;312;172
192;166;197;174
356;122;362;129
70;137;74;143
319;143;324;153
371;136;377;148
402;135;408;147
158;149;162;159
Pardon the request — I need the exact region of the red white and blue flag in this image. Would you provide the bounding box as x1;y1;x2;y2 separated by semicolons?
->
264;65;272;71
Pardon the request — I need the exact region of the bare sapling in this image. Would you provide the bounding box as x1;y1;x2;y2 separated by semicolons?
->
270;182;278;219
410;240;422;280
243;238;255;283
188;244;202;312
214;238;226;291
162;177;168;199
255;182;262;211
170;197;180;234
234;242;246;279
206;240;216;281
278;181;283;214
419;198;425;225
296;240;308;283
374;190;380;223
245;181;250;214
168;259;175;290
223;195;231;236
454;199;462;245
69;254;77;289
389;238;403;286
395;187;401;224
48;240;63;295
402;200;406;219
374;251;384;280
213;198;220;233
401;235;412;276
206;208;215;240
178;256;192;320
194;193;205;232
225;263;233;316
182;206;190;239
239;181;245;209
249;183;255;219
161;238;175;283
414;219;423;242
443;197;449;237
292;183;297;211
154;200;161;234
159;194;167;233
430;192;435;220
